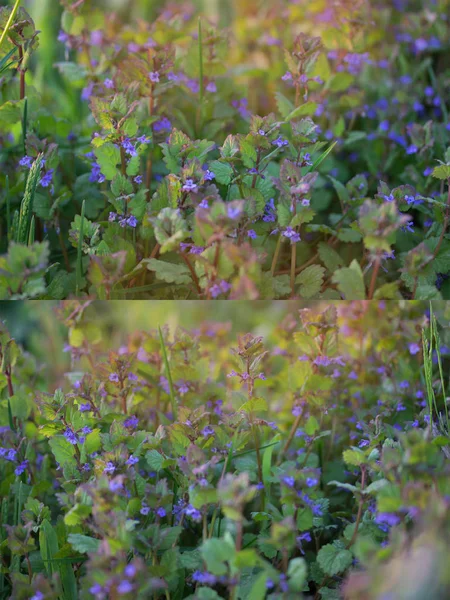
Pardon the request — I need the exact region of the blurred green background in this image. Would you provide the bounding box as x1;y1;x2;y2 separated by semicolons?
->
6;0;234;91
1;300;448;396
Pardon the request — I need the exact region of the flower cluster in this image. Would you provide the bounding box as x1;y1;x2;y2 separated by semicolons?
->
0;0;449;300
0;301;449;599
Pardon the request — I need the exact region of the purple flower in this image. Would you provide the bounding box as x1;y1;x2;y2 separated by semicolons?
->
248;229;257;239
109;479;124;493
204;169;215;181
375;512;400;527
64;428;78;445
149;71;160;83
126;455;139;466
104;461;116;475
127;215;138;228
14;460;29;476
79;402;91;412
121;138;137;157
104;78;114;89
19;155;34;168
201;425;215;437
109;373;120;383
182;179;198;193
282;71;293;82
89;584;104;595
81;82;94;101
192;571;217;586
154;117;172;132
124;415;139;429
282;227;301;243
409;342;420;355
305;477;318;487
140;505;150;516
272;136;289;148
57;31;69;44
156;507;166;518
40;169;54;188
124;564;136;578
90;162;105;184
282;476;295;488
210;280;231;298
117;580;133;594
185;504;202;521
206;82;217;93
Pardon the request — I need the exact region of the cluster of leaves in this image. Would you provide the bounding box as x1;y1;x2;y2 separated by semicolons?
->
0;0;449;299
0;301;449;599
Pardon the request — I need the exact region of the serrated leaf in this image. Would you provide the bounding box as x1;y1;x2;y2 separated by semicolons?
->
317;543;353;576
432;165;450;180
209;160;234;185
145;259;191;285
146;449;164;472
318;242;344;272
296;265;325;298
93;143;121;180
332;259;366;300
342;448;366;466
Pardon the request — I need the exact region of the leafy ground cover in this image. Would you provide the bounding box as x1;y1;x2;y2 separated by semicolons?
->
0;0;449;299
0;300;449;599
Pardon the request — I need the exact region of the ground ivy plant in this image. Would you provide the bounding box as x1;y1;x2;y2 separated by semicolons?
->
0;301;449;599
0;0;449;299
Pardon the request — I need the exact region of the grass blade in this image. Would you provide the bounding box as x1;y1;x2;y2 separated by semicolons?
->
27;215;35;245
311;141;338;171
22;97;27;156
76;199;85;295
17;153;43;244
5;175;10;237
158;326;178;420
198;18;204;106
0;47;16;73
0;0;21;50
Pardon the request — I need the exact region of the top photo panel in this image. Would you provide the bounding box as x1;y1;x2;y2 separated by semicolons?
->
0;0;449;300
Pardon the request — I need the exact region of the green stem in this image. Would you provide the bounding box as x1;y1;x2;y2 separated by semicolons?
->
75;200;85;296
158;326;178;420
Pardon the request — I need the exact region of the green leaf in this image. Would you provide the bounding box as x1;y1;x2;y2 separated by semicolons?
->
337;228;362;243
274;92;294;119
93;143;121;180
318;242;345;272
332;259;366;300
0;99;25;126
288;557;307;592
146;449;164;472
329;176;350;206
145;259;191;285
240;138;257;168
342;448;366;466
67;533;100;554
200;535;235;576
238;397;268;413
296;265;325;298
317;543;353;576
432;165;450;180
285;101;318;121
48;437;76;467
39;519;59;576
208;160;234;185
221;135;240;159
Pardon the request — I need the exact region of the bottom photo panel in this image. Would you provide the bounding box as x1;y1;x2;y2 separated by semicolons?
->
0;301;449;600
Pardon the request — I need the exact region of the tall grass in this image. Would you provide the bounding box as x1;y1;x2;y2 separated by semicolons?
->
422;303;449;433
